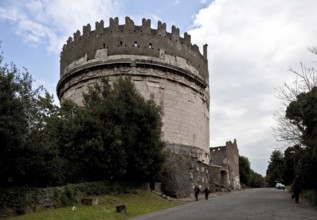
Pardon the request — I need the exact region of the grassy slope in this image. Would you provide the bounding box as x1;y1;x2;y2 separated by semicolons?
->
8;191;185;220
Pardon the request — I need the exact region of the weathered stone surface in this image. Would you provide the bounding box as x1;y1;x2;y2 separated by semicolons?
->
160;152;212;198
211;139;241;190
81;197;98;206
116;205;127;213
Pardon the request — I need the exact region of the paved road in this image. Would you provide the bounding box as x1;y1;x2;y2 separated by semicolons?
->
129;188;316;220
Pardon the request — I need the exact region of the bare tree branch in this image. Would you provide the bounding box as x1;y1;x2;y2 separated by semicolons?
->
273;50;317;149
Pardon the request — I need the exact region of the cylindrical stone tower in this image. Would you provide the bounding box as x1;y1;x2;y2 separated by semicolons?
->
57;17;210;197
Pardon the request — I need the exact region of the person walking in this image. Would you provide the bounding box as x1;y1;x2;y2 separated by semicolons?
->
194;185;200;201
291;176;302;203
203;187;210;200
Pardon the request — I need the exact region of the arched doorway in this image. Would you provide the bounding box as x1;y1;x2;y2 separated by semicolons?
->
220;170;227;185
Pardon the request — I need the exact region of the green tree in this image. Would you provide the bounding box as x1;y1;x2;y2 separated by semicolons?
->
282;145;304;185
285;87;317;189
273;48;317;191
249;170;265;188
286;87;317;150
239;156;251;186
110;78;165;181
0;50;61;186
24;92;66;186
0;47;65;187
239;156;265;188
0;60;28;186
266;150;285;187
273;49;317;145
61;77;165;183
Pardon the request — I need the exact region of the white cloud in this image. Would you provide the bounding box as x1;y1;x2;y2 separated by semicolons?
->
0;7;25;21
0;0;120;53
16;20;50;44
189;0;317;175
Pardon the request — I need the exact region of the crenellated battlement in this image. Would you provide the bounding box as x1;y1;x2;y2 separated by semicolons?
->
64;17;195;46
60;17;208;81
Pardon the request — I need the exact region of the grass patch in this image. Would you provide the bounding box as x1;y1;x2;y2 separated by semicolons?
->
6;191;185;220
302;189;317;206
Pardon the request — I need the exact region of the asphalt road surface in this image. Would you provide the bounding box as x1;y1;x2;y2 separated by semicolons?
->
129;188;316;220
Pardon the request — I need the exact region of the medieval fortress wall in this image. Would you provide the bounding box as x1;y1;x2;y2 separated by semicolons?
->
211;140;241;190
57;17;210;196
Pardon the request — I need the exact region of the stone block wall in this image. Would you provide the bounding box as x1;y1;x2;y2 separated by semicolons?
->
210;140;241;190
225;140;240;189
160;151;212;198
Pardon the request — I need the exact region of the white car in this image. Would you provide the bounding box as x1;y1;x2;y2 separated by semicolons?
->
275;182;285;190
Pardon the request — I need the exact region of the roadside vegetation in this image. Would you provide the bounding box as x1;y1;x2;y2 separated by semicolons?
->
268;48;317;206
0;46;165;217
239;156;265;188
302;189;317;206
4;190;183;220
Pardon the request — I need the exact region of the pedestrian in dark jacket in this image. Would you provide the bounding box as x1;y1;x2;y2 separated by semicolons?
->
203;187;210;200
194;185;200;201
291;177;302;203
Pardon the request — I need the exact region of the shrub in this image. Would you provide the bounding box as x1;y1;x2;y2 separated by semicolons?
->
302;189;317;206
53;185;78;208
0;187;37;215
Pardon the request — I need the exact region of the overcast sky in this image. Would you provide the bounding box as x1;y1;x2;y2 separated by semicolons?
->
1;0;317;176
